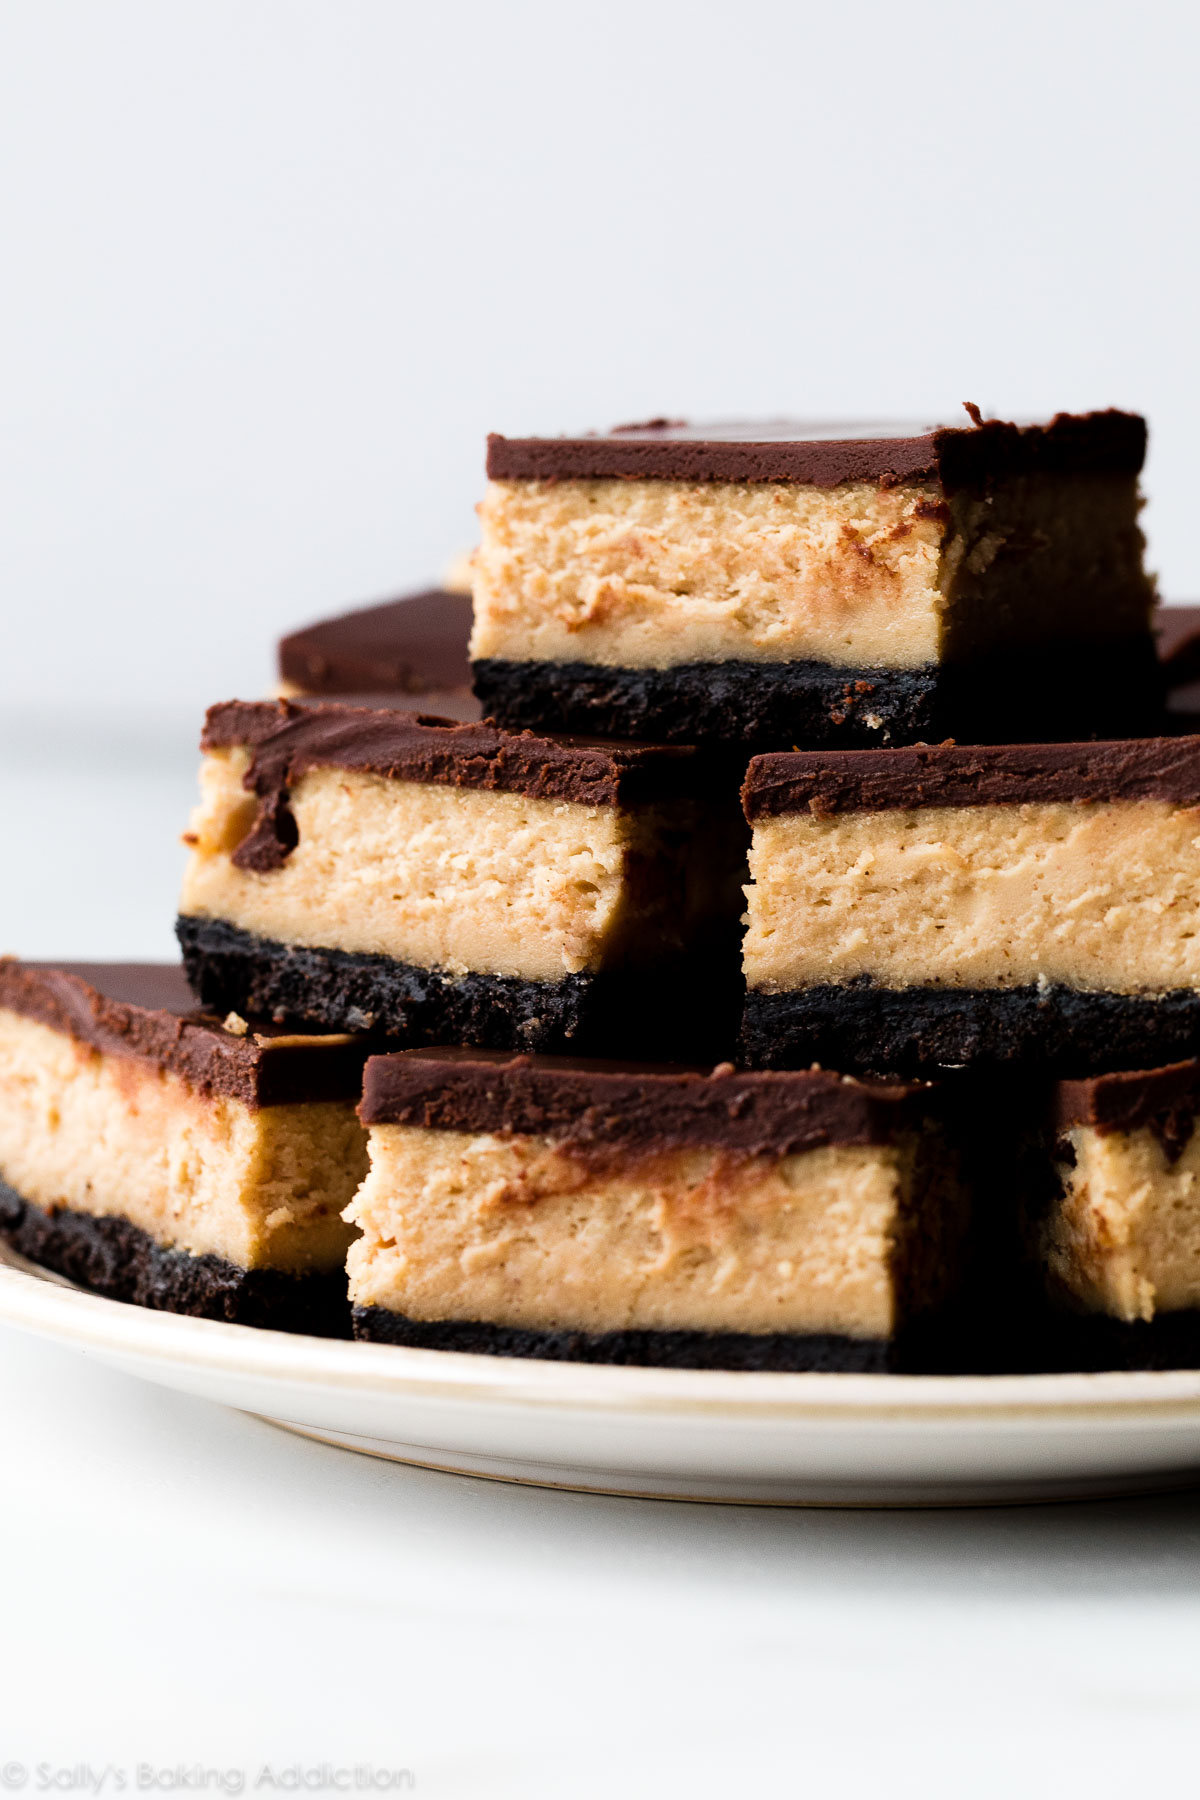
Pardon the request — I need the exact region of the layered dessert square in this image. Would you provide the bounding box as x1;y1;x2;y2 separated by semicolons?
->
1029;1059;1200;1369
740;736;1200;1076
472;411;1157;750
278;587;481;721
0;960;370;1332
177;701;743;1058
347;1049;972;1372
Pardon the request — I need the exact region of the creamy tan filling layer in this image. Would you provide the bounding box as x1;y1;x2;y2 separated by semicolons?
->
180;751;694;981
344;1124;955;1339
1044;1124;1200;1321
0;1008;366;1272
743;801;1200;993
471;475;1150;671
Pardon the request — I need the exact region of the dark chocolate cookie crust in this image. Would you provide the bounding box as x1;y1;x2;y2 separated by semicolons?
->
1034;1308;1200;1374
473;640;1161;754
0;1183;350;1337
740;982;1200;1079
177;917;740;1061
351;1306;915;1372
472;657;938;751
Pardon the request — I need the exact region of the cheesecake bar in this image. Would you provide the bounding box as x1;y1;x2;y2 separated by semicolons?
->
279;586;481;721
347;1050;971;1371
740;736;1200;1076
1030;1059;1200;1369
0;960;370;1332
177;701;743;1058
472;410;1157;749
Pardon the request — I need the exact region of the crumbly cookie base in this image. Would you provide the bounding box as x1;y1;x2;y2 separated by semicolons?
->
1029;1307;1200;1373
350;1305;918;1372
177;916;740;1060
0;1182;351;1337
471;640;1160;751
740;981;1200;1077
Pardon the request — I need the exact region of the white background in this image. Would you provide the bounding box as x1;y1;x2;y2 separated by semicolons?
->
0;0;1197;717
3;2;1200;1791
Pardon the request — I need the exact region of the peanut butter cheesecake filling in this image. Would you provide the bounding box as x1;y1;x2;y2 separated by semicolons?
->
743;801;1200;995
473;472;1146;673
181;750;689;982
471;413;1156;748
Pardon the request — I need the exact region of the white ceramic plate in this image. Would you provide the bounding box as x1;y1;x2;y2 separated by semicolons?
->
5;1239;1200;1506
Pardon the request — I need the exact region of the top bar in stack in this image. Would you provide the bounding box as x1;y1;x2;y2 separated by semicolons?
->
472;410;1157;749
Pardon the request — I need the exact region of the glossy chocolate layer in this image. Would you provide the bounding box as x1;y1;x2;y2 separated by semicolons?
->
278;589;473;697
1055;1058;1200;1140
325;688;482;722
0;959;368;1108
359;1047;936;1153
742;736;1200;821
201;700;698;873
486;410;1146;490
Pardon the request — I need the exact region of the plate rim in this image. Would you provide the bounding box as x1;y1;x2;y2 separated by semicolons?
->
6;1246;1200;1426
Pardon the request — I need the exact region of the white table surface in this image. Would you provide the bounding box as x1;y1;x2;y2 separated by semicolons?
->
3;714;1200;1797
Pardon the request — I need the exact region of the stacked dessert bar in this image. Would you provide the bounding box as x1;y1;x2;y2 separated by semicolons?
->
5;406;1200;1373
